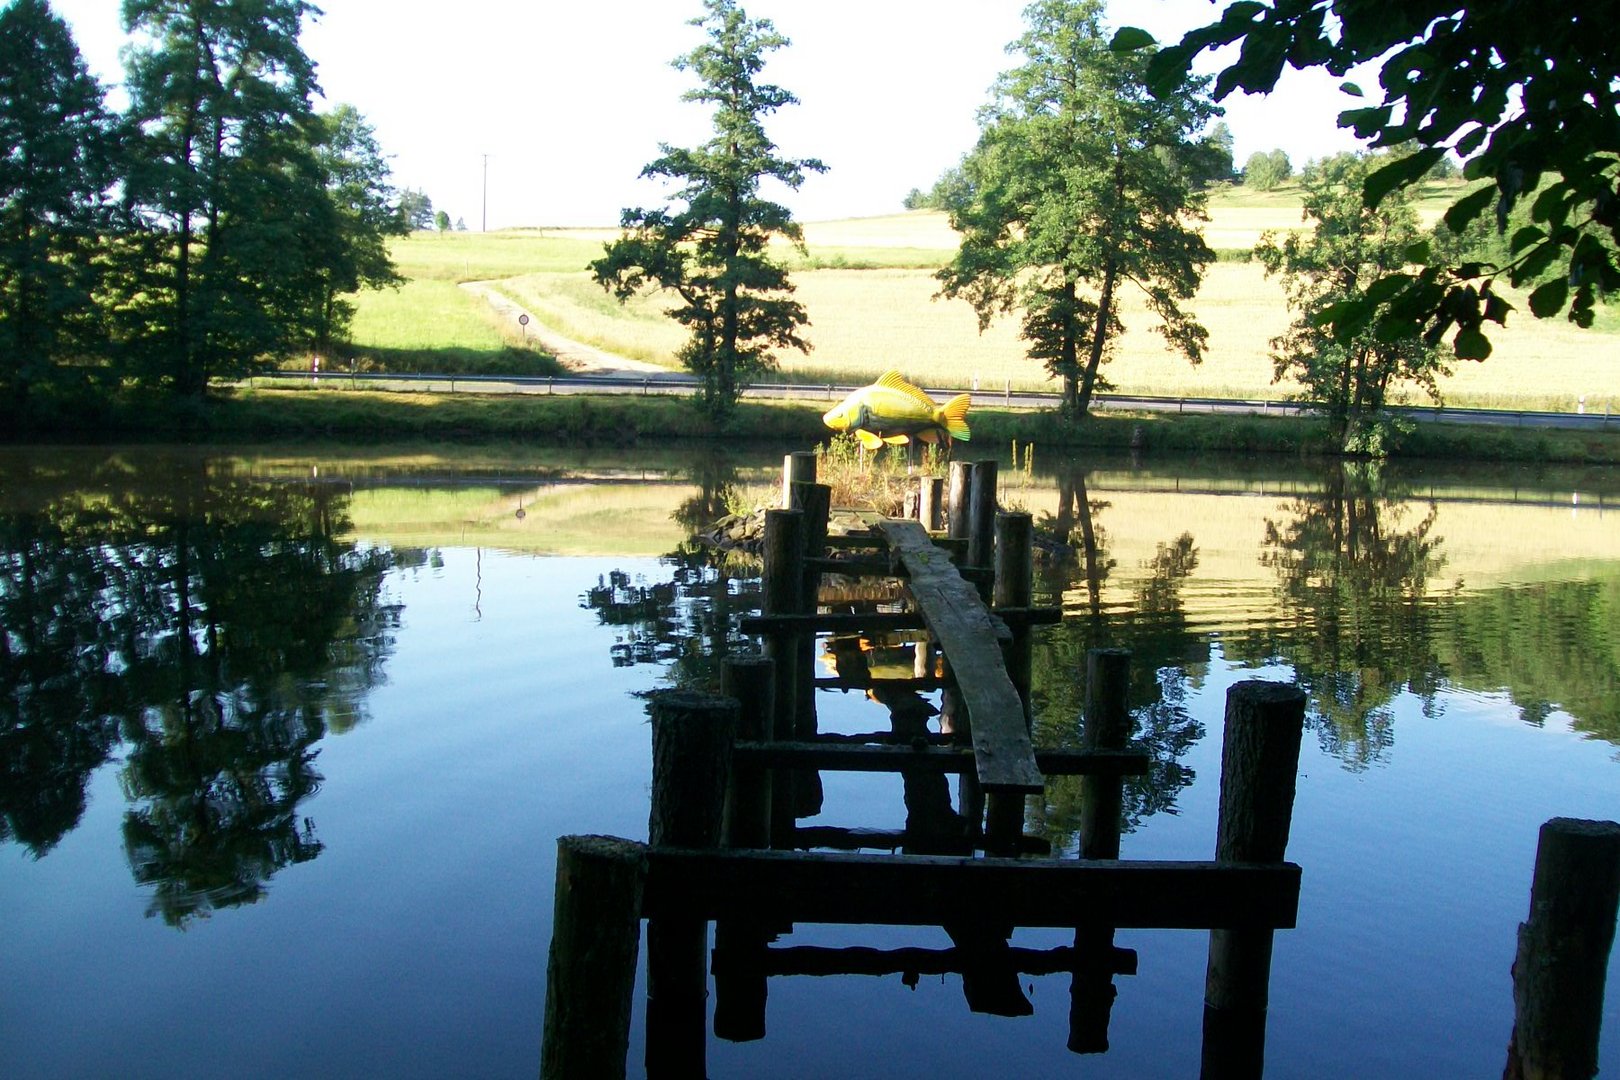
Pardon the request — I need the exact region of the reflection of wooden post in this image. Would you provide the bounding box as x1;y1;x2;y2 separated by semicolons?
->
541;835;647;1080
720;658;775;850
714;660;776;1044
994;511;1035;730
646;691;738;1079
1071;648;1132;1053
1201;681;1306;1080
1504;817;1620;1080
944;460;979;835
762;509;804;847
781;451;815;509
920;476;945;531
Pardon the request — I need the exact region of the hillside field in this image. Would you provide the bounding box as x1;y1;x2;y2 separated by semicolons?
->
355;182;1617;414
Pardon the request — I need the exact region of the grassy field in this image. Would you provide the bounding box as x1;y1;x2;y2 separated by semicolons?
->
348;181;1617;414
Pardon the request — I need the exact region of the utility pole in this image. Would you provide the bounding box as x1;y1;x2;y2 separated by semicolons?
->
482;153;489;232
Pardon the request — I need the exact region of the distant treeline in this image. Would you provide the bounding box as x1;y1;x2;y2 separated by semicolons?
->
0;0;429;411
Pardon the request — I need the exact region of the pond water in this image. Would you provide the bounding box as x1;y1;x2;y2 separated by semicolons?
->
1;443;1616;1079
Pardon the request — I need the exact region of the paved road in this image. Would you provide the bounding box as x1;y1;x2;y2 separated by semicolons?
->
251;369;1616;432
272;285;1612;431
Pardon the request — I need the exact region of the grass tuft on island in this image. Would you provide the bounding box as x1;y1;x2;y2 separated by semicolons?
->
5;385;1618;465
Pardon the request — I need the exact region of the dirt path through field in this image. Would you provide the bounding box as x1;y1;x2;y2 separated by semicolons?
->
459;280;680;378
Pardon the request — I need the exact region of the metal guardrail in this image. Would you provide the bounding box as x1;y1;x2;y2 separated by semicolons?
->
244;371;1615;431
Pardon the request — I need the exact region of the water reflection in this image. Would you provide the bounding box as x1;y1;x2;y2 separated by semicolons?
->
582;455;1620;855
0;453;400;923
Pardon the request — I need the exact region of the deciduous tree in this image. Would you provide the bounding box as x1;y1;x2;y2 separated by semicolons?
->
0;0;121;407
1120;1;1620;358
938;0;1217;418
1256;152;1447;453
590;0;825;419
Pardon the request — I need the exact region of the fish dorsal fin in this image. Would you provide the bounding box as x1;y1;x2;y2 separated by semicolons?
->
875;370;937;410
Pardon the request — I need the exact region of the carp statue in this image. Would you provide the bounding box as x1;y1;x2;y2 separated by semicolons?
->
821;370;971;449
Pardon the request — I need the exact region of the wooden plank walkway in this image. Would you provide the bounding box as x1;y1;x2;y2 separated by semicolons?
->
875;519;1044;794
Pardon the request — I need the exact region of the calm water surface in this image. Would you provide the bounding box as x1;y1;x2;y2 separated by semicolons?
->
1;444;1616;1079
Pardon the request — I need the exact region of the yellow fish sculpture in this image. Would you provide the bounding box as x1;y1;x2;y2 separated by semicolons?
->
822;371;971;449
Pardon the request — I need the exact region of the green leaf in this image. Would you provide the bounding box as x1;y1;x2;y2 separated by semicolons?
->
1527;279;1568;318
1362;149;1443;209
1144;43;1196;97
1338;105;1393;138
1339;81;1364;97
1453;325;1492;360
1482;293;1512;324
1363;272;1412;305
1110;26;1157;52
1442;185;1494;233
1509;225;1546;254
1402;240;1431;264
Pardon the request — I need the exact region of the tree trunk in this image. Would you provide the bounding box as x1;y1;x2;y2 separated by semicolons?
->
1061;280;1080;414
1076;261;1116;418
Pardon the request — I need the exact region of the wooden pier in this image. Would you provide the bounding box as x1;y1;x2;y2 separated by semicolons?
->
542;455;1315;1078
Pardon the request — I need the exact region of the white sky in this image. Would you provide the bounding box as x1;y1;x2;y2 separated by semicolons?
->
44;0;1376;229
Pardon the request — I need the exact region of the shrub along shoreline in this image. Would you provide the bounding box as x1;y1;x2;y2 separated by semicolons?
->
5;386;1618;466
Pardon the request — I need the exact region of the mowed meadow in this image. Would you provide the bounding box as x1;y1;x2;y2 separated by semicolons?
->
356;183;1618;414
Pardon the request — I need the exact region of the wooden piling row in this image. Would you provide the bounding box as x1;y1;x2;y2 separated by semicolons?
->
539;452;1322;1075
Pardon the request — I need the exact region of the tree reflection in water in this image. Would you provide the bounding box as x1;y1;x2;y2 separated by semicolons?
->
1246;463;1450;769
1032;467;1207;852
0;453;400;925
583;457;762;693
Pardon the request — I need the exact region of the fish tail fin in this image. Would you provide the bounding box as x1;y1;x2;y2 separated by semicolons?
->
939;394;972;442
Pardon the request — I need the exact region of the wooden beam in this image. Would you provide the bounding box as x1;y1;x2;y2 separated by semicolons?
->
742;607;1059;636
876;519;1043;794
643;847;1302;930
713;943;1138;979
790;825;1050;857
734;741;1149;777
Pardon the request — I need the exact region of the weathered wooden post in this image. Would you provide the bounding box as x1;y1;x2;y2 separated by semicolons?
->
993;511;1035;730
1504;817;1620;1080
947;460;974;540
1200;680;1306;1080
645;691;739;1078
944;459;980;835
983;514;1035;858
968;460;999;601
920;475;945;531
1079;649;1132;861
761;509;804;847
541;835;648;1080
1070;648;1132;1053
789;481;830;818
781;451;816;509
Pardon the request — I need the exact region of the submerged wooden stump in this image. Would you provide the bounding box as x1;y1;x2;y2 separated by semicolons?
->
1201;680;1306;1080
541;835;647;1080
1504;817;1620;1080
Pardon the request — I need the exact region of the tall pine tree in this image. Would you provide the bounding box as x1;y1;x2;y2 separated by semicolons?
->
0;0;121;407
119;0;324;395
591;0;825;419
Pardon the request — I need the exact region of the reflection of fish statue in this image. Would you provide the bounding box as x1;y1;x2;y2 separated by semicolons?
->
821;370;971;450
